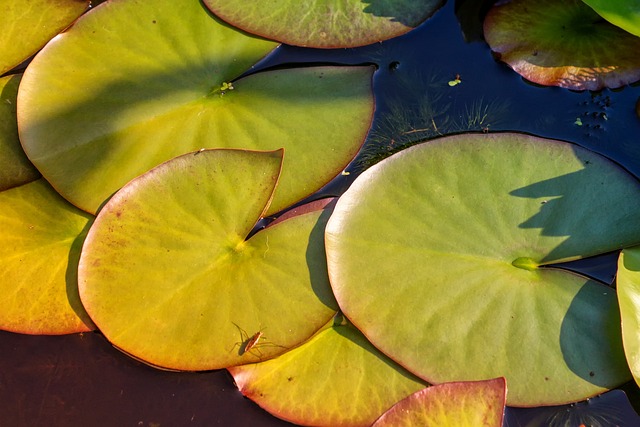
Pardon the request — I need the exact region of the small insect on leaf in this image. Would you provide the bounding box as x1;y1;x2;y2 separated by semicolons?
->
231;322;269;357
244;331;263;354
230;322;288;359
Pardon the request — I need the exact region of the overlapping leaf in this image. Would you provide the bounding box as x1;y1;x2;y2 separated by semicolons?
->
581;0;640;37
0;0;89;75
484;0;640;90
78;149;338;371
617;247;640;388
326;133;640;405
0;178;94;334
0;73;92;335
229;314;428;427
372;378;506;427
18;0;374;215
0;74;39;191
203;0;444;48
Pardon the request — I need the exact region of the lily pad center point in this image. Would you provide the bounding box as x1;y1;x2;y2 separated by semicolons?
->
511;257;539;271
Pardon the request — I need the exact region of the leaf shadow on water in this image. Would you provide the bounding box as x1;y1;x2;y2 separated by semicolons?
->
360;0;445;27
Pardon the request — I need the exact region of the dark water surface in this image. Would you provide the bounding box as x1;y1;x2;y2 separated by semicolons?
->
2;1;640;425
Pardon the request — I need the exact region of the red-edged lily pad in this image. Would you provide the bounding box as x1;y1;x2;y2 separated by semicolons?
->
484;0;640;90
18;0;374;215
203;0;444;48
78;149;338;371
372;378;506;427
229;314;428;427
325;133;640;405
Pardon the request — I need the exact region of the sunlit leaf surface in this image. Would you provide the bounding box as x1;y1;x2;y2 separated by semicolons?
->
79;149;337;371
203;0;444;48
372;378;506;427
0;0;89;75
0;72;91;334
0;179;94;334
18;0;373;215
326;133;640;405
229;315;427;427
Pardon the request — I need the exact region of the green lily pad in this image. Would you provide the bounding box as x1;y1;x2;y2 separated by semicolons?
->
0;72;90;334
371;378;506;427
228;314;428;427
0;74;40;191
78;149;338;371
581;0;640;37
617;247;640;387
18;0;374;215
484;0;640;90
203;0;444;48
0;178;94;334
0;0;89;75
325;133;639;406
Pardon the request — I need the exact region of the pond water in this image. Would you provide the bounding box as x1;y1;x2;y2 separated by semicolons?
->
2;0;640;425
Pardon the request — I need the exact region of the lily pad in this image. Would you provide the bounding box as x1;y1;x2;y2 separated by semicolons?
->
371;378;506;427
0;74;40;191
581;0;640;37
0;72;90;335
483;0;640;90
0;178;94;334
78;149;338;371
617;247;640;387
203;0;444;48
18;0;374;215
325;133;640;406
228;314;428;427
0;0;89;75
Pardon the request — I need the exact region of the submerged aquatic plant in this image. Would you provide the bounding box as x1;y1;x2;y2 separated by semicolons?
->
358;91;510;171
